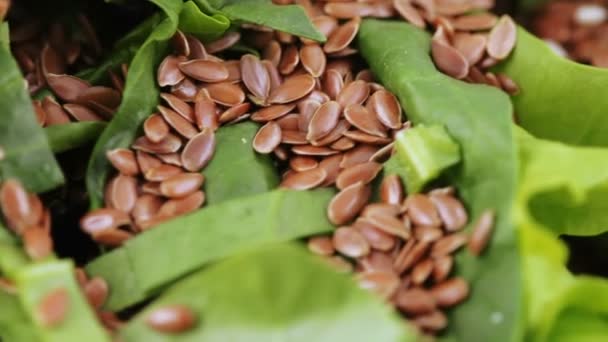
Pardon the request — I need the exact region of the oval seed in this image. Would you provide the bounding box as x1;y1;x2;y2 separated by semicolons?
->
414;226;444;243
413;310;448;332
323;69;344;100
178;59;228;83
395;288;436;315
63;103;103;122
356;271;400;299
218;102;251;123
132;134;182;154
253;121;282;154
431;38;469;79
80;208;130;235
289;156;318;172
311;15;338;41
0;179;33;232
136;151;162;174
368;90;402;129
207;31;240;53
171;78;197;101
292;145;339;156
332;226;370;258
358;251;395;272
453;33;487;66
335;162;382;190
318;153;343;186
281;130;308;144
144;114;170;143
340;144;378;168
160;173;204;198
337;80;370;108
251;104;295;122
181;129;216;172
405;194;442;227
94;229;133;246
263;40;282;67
468;209;495;256
433;255;453;283
307;236;335;256
280;167;327;190
344;104;387;137
487;15;517;60
36;288;70;328
160;93;194;122
354;220;396;252
146;305;196;333
330;137;355;151
307;101;341;141
133;195;164;225
300;44;326;77
279;44;300;75
42;96;71;126
366;212;410;240
84;277;109;309
411;259;434;285
75;86;121;110
46;74;90;102
453;12;498;31
268;74;315;104
23;228;53;261
324;17;360;53
380;174;404;205
430;194;468;231
158;105;198;139
109;174;138;213
159;191;205;218
394;240;430;274
297;99;321;132
106;149;139;176
157;55;186;87
430;277;470;308
194;90;218;130
205;82;246;106
394;0;425;28
241;54;270;101
327;182;371;225
145;164;183;182
431;233;468;257
276;114;301;131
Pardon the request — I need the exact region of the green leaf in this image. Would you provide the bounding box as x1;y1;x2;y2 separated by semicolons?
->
0;28;64;193
493;27;608;147
204;122;279;204
0;241;29;279
392;124;460;193
0;290;41;342
15;260;110;342
198;0;325;42
45;122;106;154
86;189;335;311
515;128;608;236
179;1;230;42
120;244;416;342
86;0;183;208
359;20;522;342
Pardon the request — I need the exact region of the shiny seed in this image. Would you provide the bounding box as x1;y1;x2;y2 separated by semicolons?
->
453;12;498;30
263;40;282;67
430;194;468;231
344;104;386;137
307;236;335;256
75;86;121;110
340;144;378;168
432;38;469;79
323;69;344;100
356;271;400;299
289;156;318;172
205;82;245;106
358;251;395;272
224;60;242;83
406;194;442;227
324;2;373;19
133;195;164;225
46;74;90;102
300;44;326;77
218;103;251;123
414;226;444;243
413;311;448;332
63;103;102;122
497;73;519;95
32;100;47;126
431;277;469;307
182;129;216;172
241;54;270;101
251;104;295;122
146;305;196;333
394;0;425;28
142;182;162;196
41;44;66;77
144;114;170;143
160;173;204;198
335;162;382;190
23;228;53;260
354;220;397;252
368;90;402;129
276;114;300;131
37;288;69;328
84;277;108;309
279;44;300;75
160;93;194;122
207;31;240;54
178;59;228;83
323;255;353;273
145;164;183;182
253;121;282;154
109;174;138;213
330;137;355;151
42;96;71;126
468;209;495;256
171;78;197;101
158;105;198;139
0;179;33;232
132;134;182;154
433;255;453;282
268;74;315;104
297;100;321;132
395;288;436;315
186;34;207;59
333;226;370;258
411;259;434;285
307;101;341;141
263;60;282;92
157;55;186;87
318;154;343;186
431;233;468;257
324;17;360;53
281;130;307;144
487;15;517;60
337;80;370;108
194;90;218;131
311;15;338;41
80;208;130;236
159;191;205;217
366;213;410;240
394;240;429;273
328;182;371;225
380;174;404;205
136;151;162;174
280;167;327;190
453;33;487;65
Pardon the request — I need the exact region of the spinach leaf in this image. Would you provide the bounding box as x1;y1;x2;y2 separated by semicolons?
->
179;1;230;42
359;20;522;342
120;244;416;342
45;122;106;153
196;0;325;42
204;122;279;204
0;290;41;342
0;25;64;193
86;0;183;208
516;128;608;236
15;260;110;342
86;189;335;311
494;27;608;147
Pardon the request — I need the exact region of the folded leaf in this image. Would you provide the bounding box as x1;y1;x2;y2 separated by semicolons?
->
120;244;416;342
179;1;230;42
86;189;335;311
359;19;522;342
45;122;106;154
494;27;608;147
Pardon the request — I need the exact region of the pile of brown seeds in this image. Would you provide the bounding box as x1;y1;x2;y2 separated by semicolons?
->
533;0;608;67
9;10;123;126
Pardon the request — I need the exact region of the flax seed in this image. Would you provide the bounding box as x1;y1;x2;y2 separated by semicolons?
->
487;15;517;60
307;236;335;256
146;305;196;333
37;288;69;328
182;129;216;172
468;209;495;256
328;182;371;225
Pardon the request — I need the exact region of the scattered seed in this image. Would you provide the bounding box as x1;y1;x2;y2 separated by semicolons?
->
23;228;53;260
468;209;495;256
307;100;341;141
394;0;426;28
80;208;130;236
300;44;326;77
84;277;109;309
205;82;246;106
36;288;70;328
354;220;397;251
344;104;386;137
146;305;196;333
413;310;448;332
431;38;469;79
487;15;517;59
289;156;319;172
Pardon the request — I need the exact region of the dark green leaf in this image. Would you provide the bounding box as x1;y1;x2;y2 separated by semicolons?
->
120;244;416;342
86;1;183;208
86;189;335;311
198;0;325;41
179;1;230;42
45;122;106;153
493;27;608;147
0;29;64;193
359;20;522;342
204;122;279;205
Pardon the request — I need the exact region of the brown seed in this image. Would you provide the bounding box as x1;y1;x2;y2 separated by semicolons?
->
28;194;44;228
311;15;338;41
413;310;448;332
136;151;162;174
405;194;442;227
297;100;321;132
23;228;53;260
109;174;138;213
336;162;382;190
32;100;47;126
430;277;469;307
144;114;170;143
453;12;498;31
328;182;371;225
263;40;282;67
487;15;517;60
431;38;469;79
318;154;343;186
205;82;245;107
218;103;251;123
366;212;411;240
160;173;204;198
64;103;104;122
182;129;216;172
484;71;501;88
75;86;121;111
279;44;300;75
304;90;331;104
142;182;162;196
251;104;295;122
280;167;327;190
411;259;434;285
337;80;370;108
46;74;90;103
132;134;182;154
159;191;205;217
300;44;326;77
323;69;344;100
178;59;229;83
145;164;183;182
252;121;282;154
344;104;387;137
414;226;444;243
497;73;519;95
133;195;164;225
157;55;186;87
356;270;400;299
224;60;242;83
330;137;355;151
171;78;197;101
307;101;341;141
431;233;468;257
194;89;218;131
332;226;370;258
324;17;360;54
430;194;468;231
307;236;335;256
146;305;196;333
354;220;397;252
395;288;436;315
0;179;33;232
289;156;318;172
160;93;194;122
36;288;69;328
433;255;453;283
268;74;315;104
84;277;109;309
380;175;404;205
340;144;378;168
276;114;300;131
186;34;207;59
80;208;130;235
311;119;351;147
281;130;308;145
42;97;71;126
394;0;425;28
453;33;487;66
292;145;338;156
207;32;241;54
368;90;402;129
172;30;190;57
94;228;133;246
158;105;198;139
241;54;270;101
358;251;395;272
324;2;373;19
394;240;429;274
263;60;282;92
468;209;495;256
